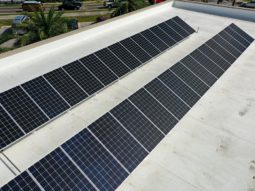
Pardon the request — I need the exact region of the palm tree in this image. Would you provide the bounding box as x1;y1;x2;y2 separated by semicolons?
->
112;0;149;17
18;7;68;46
31;7;67;39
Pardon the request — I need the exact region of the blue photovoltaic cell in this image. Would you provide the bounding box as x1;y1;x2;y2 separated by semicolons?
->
111;100;164;151
131;33;160;57
212;35;241;58
229;23;254;44
22;77;70;119
224;27;250;48
170;62;209;96
165;19;189;38
190;49;224;78
198;44;230;71
141;29;168;51
206;39;236;63
158;22;182;42
145;79;190;119
129;88;178;134
62;129;128;191
0;87;48;133
180;55;217;86
218;30;246;52
29;148;96;191
172;16;195;34
120;38;151;63
0;171;41;191
108;43;142;70
63;61;104;95
80;54;118;86
150;25;176;47
95;48;131;77
44;68;88;106
89;113;148;172
0;106;24;149
158;70;200;107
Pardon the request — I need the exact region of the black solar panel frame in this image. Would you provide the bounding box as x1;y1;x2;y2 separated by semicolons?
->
158;70;200;107
180;55;218;86
141;29;169;51
111;100;164;152
62;129;128;191
22;76;70;119
89;113;148;172
44;68;88;106
0;86;49;133
170;62;209;96
131;33;160;57
129;89;178;134
63;60;104;95
145;79;190;119
95;48;131;77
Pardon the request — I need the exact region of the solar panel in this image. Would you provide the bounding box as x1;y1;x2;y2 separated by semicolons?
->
172;16;195;34
224;27;250;48
150;25;176;47
108;43;142;70
63;61;104;95
229;23;254;44
29;148;96;191
180;55;217;86
0;171;41;191
190;49;224;78
111;100;164;152
22;77;70;119
144;79;190;119
44;68;88;106
89;113;148;172
218;30;246;52
212;35;241;58
206;39;236;63
80;54;118;86
129;89;178;134
0;87;48;133
165;19;189;38
158;70;200;107
198;44;230;71
131;33;160;57
120;38;151;63
62;129;128;190
0;106;24;149
170;62;209;96
0;17;195;150
141;29;168;51
158;22;183;42
95;48;131;77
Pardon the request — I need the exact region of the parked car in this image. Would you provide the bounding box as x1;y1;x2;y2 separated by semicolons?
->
22;1;44;12
103;0;126;8
149;0;166;4
240;0;255;8
12;15;30;35
58;0;82;10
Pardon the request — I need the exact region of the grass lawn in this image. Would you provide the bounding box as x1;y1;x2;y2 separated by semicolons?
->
0;19;12;28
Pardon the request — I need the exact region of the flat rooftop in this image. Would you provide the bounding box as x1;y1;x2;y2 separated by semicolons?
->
0;1;255;190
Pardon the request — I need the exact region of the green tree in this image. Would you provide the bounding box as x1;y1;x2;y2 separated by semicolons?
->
19;7;68;46
112;0;149;17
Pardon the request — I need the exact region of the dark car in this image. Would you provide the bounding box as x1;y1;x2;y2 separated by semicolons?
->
240;0;255;8
58;0;82;10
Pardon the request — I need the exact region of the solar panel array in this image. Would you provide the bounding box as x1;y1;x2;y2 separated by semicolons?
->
1;23;253;191
0;16;195;150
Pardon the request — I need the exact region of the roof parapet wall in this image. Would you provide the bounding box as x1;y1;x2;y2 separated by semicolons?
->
173;0;255;22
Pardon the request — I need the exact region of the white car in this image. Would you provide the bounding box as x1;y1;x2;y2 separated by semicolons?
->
12;15;30;35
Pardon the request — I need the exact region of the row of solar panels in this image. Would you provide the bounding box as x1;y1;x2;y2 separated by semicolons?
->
1;24;253;191
0;16;195;150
